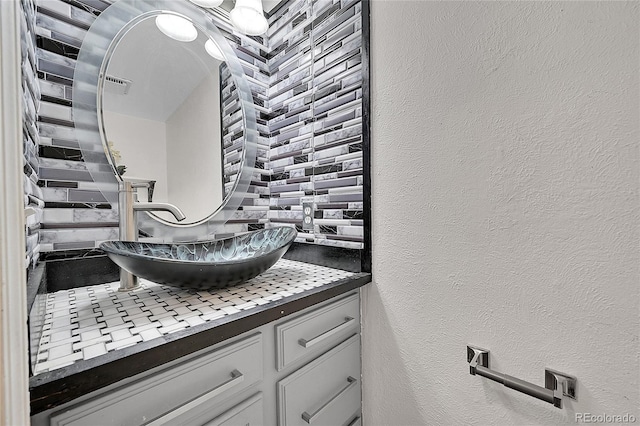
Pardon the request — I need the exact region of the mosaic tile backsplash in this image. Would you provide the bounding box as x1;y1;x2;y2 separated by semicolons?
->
21;0;44;269
32;259;354;374
30;0;365;253
265;0;364;249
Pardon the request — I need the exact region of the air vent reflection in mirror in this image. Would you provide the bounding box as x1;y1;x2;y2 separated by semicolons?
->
104;75;132;95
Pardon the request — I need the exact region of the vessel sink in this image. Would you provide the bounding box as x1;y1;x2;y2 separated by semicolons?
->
99;226;297;290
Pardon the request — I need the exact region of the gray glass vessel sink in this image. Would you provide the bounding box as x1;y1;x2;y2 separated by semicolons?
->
99;226;297;290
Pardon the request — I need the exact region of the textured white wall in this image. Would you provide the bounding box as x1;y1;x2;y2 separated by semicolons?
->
363;1;639;425
166;72;223;223
102;111;168;203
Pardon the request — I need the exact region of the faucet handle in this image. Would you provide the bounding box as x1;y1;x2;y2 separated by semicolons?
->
127;179;156;202
142;180;155;202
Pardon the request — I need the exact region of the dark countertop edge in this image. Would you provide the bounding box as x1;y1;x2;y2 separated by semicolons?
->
29;272;371;415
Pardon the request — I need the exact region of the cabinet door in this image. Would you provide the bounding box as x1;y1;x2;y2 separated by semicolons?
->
277;334;360;426
49;333;262;426
203;393;264;426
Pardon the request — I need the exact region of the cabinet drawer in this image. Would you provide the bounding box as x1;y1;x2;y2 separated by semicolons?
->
277;334;361;426
203;393;264;426
49;333;263;426
346;414;362;426
275;292;359;371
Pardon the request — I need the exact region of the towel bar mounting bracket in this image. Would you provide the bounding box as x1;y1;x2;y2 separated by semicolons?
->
467;345;577;409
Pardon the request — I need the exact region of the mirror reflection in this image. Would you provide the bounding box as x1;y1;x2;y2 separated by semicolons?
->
101;14;227;224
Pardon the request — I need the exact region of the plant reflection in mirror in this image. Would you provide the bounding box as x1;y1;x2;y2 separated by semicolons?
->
105;140;127;175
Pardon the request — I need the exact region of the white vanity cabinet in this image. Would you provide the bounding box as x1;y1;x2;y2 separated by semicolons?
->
47;334;264;426
277;335;361;426
35;290;363;426
274;292;361;426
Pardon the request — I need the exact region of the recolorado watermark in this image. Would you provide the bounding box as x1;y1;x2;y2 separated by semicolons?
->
576;413;637;423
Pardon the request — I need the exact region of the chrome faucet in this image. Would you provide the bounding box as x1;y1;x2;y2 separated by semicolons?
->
118;180;186;291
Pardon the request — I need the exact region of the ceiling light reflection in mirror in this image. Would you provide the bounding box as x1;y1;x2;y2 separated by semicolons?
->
155;14;198;42
188;0;224;8
154;13;226;61
205;39;225;61
230;0;268;36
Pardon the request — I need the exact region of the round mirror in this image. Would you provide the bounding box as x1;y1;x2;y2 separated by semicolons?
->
101;14;226;224
73;0;258;241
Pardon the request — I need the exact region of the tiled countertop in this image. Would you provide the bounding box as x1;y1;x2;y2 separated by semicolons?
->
30;259;371;414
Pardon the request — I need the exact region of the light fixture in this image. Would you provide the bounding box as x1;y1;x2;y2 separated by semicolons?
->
188;0;224;8
205;39;225;61
230;0;268;36
155;14;198;42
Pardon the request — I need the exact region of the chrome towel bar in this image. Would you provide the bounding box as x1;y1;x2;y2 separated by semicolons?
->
467;345;577;409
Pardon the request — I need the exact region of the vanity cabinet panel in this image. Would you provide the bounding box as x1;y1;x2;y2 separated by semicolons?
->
170;392;264;426
277;334;361;426
48;333;263;426
346;414;362;426
275;293;360;371
203;393;264;426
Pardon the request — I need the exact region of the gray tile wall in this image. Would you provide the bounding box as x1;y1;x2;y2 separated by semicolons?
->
265;0;364;249
35;0;113;252
32;0;364;253
201;10;272;236
21;0;44;268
